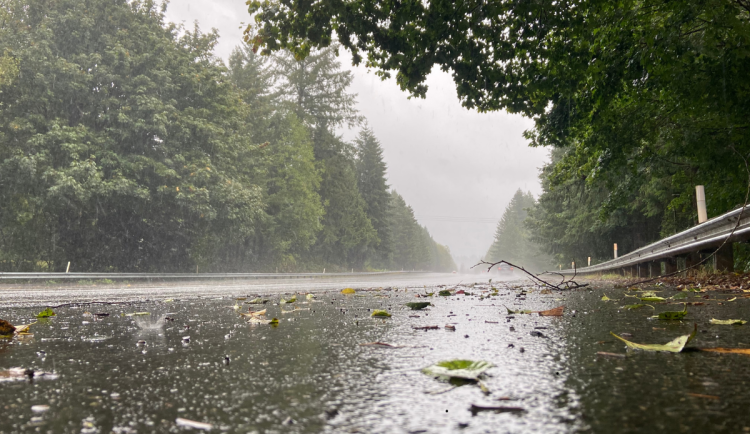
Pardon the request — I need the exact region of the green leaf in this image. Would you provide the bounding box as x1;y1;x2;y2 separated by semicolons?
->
652;305;687;320
405;302;430;310
371;310;391;318
438;290;451;296
504;305;533;314
610;324;697;352
709;318;747;325
247;298;269;304
624;304;654;310
422;360;494;381
269;317;279;326
36;308;56;318
341;288;356;294
601;294;610;301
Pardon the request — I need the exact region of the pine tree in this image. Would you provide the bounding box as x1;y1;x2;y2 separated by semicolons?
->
355;128;391;267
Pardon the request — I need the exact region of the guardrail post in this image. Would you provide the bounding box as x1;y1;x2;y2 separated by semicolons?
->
663;258;677;275
637;264;648;278
714;243;734;272
696;185;708;224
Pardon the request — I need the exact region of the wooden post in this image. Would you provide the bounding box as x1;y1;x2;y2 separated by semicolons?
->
638;264;648;278
714;243;734;272
696;185;708;224
663;258;677;274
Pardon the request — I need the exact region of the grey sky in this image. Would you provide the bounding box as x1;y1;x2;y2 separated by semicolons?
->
165;1;549;265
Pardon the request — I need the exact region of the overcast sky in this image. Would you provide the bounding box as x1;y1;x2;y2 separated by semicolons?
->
164;1;549;266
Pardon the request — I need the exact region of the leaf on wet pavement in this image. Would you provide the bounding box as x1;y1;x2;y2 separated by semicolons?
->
422;360;494;381
246;298;269;304
405;302;431;310
36;308;56;318
438;290;451;296
175;418;213;431
601;294;611;301
341;288;356;294
121;312;150;317
640;291;666;302
0;319;15;336
359;342;402;348
14;322;36;334
624;304;654;310
306;294;315;300
371;310;391;318
610;324;697;352
709;318;747;325
700;347;750;355
652;305;687;320
537;306;564;316
504;306;533;314
469;404;525;415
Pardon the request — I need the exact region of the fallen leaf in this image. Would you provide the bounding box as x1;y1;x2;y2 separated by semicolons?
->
422;360;493;381
727;297;737;302
596;352;626;359
341;288;356;294
687;393;719;400
709;318;747;325
438;290;451;296
537;306;564;316
624;304;654;310
405;302;431;310
14;322;36;334
671;292;689;300
469;404;525;415
700;347;750;355
247;298;269;304
36;308;56;318
175;418;213;431
306;294;315;300
601;294;611;301
610;323;697;352
371;310;391;318
359;342;401;348
0;319;15;336
653;305;688;320
504;306;533;314
412;325;439;330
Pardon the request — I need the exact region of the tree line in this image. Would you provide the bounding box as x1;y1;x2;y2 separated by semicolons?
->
0;0;455;273
247;0;750;269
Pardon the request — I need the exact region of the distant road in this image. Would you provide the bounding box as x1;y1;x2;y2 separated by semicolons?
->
0;272;506;307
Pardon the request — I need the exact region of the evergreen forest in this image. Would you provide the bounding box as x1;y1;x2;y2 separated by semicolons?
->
0;0;456;273
247;0;750;270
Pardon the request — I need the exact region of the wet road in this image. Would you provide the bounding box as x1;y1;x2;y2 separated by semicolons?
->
2;278;750;433
0;273;469;307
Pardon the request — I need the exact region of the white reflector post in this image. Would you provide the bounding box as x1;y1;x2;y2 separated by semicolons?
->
614;243;618;259
696;185;708;223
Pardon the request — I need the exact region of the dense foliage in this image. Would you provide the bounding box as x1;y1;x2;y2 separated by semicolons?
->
249;0;750;265
0;0;454;272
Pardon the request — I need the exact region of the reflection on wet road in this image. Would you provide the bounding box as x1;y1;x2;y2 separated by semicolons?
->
1;279;750;433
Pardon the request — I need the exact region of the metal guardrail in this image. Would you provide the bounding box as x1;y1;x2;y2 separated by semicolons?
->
559;205;750;275
0;271;419;281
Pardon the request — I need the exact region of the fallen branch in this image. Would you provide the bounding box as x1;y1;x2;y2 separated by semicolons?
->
472;260;588;290
48;301;132;309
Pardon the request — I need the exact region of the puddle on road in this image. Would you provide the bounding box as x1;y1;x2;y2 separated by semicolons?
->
1;283;750;433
